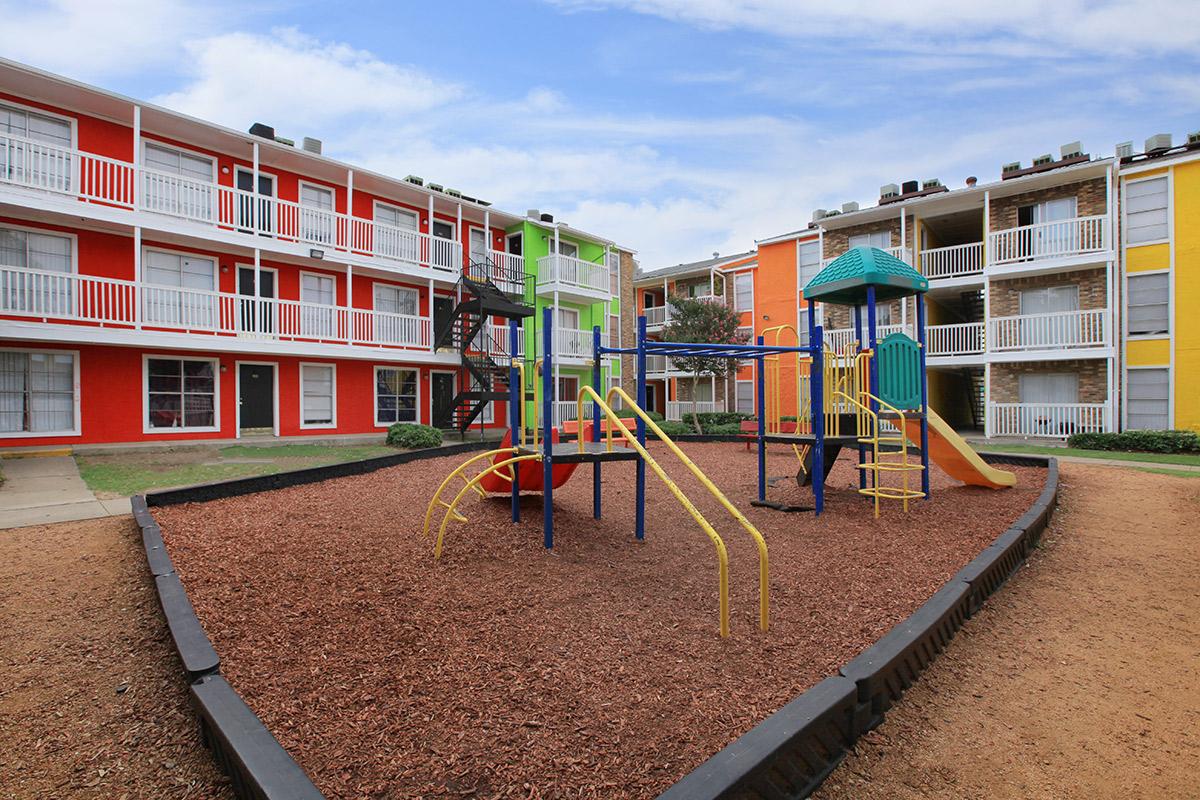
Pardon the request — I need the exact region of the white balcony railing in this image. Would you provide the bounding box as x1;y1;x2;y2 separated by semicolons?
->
920;242;983;279
552;399;594;425
0;131;470;276
927;322;985;356
644;305;668;327
0;265;432;350
537;254;610;295
988;215;1108;266
537;327;607;361
482;250;527;295
988;402;1109;438
666;399;726;421
485;322;524;358
989;309;1109;352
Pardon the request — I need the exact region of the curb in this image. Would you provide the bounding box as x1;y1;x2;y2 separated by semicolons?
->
658;455;1059;799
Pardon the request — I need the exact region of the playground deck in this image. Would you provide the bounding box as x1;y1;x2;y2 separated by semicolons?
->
155;443;1046;798
516;441;641;462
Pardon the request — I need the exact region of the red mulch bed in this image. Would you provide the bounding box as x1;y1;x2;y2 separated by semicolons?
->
155;443;1046;799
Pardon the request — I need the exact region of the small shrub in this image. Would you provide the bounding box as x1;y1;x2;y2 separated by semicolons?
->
656;421;691;437
1067;429;1199;454
616;408;665;423
387;423;443;449
705;422;746;435
680;411;752;427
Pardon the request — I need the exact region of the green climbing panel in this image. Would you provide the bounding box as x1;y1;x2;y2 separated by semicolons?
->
876;332;922;411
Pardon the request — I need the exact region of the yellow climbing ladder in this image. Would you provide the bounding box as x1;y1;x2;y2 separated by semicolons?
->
834;389;925;517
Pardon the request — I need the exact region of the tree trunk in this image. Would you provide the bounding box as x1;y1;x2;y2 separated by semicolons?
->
691;373;703;435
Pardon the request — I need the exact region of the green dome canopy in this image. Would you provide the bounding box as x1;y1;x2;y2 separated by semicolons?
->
802;246;928;305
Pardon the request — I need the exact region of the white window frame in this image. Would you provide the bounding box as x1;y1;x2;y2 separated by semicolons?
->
430;218;457;241
734;272;754;312
1018;285;1079;316
374;200;419;231
735;379;755;415
1125;269;1170;338
0;221;78;272
551;239;579;258
374;365;420;428
299;362;337;430
299;270;336;305
1018;372;1079;405
298;180;335;209
143;247;218;289
506;232;523;255
0;98;78;150
0;347;81;438
467;225;488;262
372;282;420;316
1124;365;1171;431
140;139;215;176
1123;175;1170;246
849;230;892;250
142;354;221;435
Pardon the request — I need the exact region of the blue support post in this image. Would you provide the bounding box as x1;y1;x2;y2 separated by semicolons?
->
854;303;866;490
866;287;879;409
542;306;554;549
756;336;766;503
812;316;825;516
592;324;602;520
635;316;647;541
509;319;521;523
916;293;931;499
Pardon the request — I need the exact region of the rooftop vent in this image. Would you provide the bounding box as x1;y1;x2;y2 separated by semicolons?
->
540;212;554;223
526;209;540;219
248;122;275;140
274;136;295;147
1189;131;1200;145
812;208;828;222
901;180;919;194
1002;161;1022;174
879;183;899;199
1115;142;1134;159
301;137;322;155
922;178;942;190
965;176;978;187
404;175;424;186
841;201;859;213
1146;133;1172;152
1060;141;1083;159
712;251;720;258
427;183;443;192
445;188;462;199
1033;153;1053;167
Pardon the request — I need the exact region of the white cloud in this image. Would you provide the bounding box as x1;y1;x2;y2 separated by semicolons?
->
154;27;462;133
0;0;216;80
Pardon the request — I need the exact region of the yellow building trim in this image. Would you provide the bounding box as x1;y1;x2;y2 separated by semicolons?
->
1125;166;1169;179
1174;160;1200;431
1126;338;1170;366
1125;243;1170;272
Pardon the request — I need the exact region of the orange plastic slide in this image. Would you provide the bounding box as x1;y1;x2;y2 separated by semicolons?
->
900;408;1016;489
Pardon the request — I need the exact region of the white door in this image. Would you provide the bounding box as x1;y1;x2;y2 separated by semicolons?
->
1034;197;1078;255
375;203;419;262
1019;372;1078;435
300;184;335;244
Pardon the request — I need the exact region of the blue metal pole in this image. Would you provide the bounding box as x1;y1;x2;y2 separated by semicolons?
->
854;303;866;490
542;306;554;549
509;319;521;523
916;293;931;500
592;324;602;520
635;315;647;541
812;317;825;516
756;336;766;503
866;287;879;411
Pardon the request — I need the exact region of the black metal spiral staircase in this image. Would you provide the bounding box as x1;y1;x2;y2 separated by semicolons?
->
432;261;534;432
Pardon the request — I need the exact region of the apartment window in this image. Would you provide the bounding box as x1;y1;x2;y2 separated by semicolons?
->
736;380;754;414
142;143;215;220
734;273;753;311
507;232;523;256
300;364;336;428
607;374;622;409
374;284;419;316
557;375;579;402
557;307;580;331
608;313;619;346
0;102;72;148
374;203;419;262
1126;177;1169;244
431;219;455;240
797;309;811;346
849;231;891;249
375;367;417;425
375;202;418;231
0;227;74;313
299;183;335;244
1019;373;1078;405
550;239;579;258
875;304;894;327
300;272;337;337
1020;285;1079;315
0;350;76;435
1127;273;1169;336
798;241;821;288
737;325;753;343
0;102;73;191
142;250;217;327
608;251;620;296
1127;368;1169;430
694;381;714;402
146;357;217;431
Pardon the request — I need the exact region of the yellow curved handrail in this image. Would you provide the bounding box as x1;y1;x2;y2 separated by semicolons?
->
762;324;799;435
434;454;543;558
832;389;924;517
575;385;732;637
605;385;771;633
423;447;517;539
512;359;526;448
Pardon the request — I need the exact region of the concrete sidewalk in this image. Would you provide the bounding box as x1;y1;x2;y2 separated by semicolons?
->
0;456;131;530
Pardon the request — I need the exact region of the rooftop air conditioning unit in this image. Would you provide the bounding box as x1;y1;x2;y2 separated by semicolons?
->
841;201;859;213
922;178;942;189
1060;141;1082;159
901;180;919;194
274;136;295;147
1145;133;1172;152
812;208;828;222
445;188;462;198
1188;131;1200;146
301;137;322;155
427;183;443;192
1002;161;1021;174
880;183;899;199
540;213;555;223
1032;153;1053;166
248;122;275;139
405;175;424;186
526;209;540;219
1115;142;1134;159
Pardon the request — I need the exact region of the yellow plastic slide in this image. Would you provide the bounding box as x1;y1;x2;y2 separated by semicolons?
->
900;408;1016;489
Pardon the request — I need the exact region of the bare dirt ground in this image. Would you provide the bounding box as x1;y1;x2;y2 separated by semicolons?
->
0;516;232;799
816;462;1200;800
154;443;1044;798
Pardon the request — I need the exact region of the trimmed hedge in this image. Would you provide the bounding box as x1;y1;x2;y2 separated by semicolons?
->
1067;429;1199;454
679;411;752;427
387;423;443;449
616;408;666;423
656;421;691;437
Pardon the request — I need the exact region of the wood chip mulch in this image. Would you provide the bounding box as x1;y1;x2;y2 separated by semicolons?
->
154;442;1045;799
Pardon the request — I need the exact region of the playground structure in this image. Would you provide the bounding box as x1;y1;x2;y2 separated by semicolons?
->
423;247;1015;636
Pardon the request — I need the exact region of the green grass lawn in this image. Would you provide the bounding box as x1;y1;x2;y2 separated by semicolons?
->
77;443;401;497
976;443;1200;467
1134;466;1200;479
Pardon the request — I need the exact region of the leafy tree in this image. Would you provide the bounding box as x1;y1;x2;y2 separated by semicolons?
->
661;295;748;434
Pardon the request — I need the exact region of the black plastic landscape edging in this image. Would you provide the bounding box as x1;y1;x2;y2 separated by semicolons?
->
658;456;1058;799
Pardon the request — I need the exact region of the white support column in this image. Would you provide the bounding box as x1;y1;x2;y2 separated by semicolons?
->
483;209;491;279
252;142;260;233
347;169;355;250
133;227;142;329
253;247;261;334
427;277;435;352
982;190;991;437
553;290;560;413
426;194;434;269
132;105;141;209
346;264;353;345
456;202;463;269
900;207;908;330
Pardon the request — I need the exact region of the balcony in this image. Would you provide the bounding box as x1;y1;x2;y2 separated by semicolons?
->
0;265;437;357
552;399;595;426
988;309;1109;354
643;294;723;330
824;322;985;359
987;402;1109;438
536;327;606;364
481;250;528;296
645;354;688;376
0;131;467;279
666;399;726;421
987;215;1108;272
919;242;983;280
824;246;912;267
536;254;610;302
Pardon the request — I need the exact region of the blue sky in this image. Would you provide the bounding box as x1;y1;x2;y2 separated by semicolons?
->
2;0;1198;268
